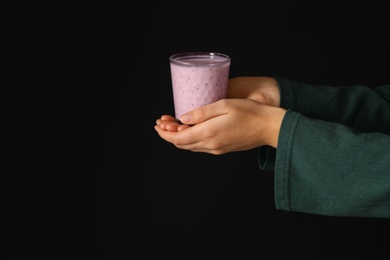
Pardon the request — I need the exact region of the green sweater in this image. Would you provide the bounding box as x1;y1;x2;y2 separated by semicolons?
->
259;77;390;218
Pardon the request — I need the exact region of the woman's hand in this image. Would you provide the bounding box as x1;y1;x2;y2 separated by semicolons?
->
155;99;286;155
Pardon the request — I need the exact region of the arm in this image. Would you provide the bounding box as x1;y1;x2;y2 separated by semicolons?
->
276;77;390;133
155;77;390;218
269;110;390;218
261;78;390;218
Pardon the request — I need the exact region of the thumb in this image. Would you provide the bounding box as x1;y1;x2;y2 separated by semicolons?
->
179;100;226;125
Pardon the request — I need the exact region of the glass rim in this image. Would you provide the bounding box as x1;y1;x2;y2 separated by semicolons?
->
169;52;231;67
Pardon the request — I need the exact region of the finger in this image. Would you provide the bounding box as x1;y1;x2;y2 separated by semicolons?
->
177;124;191;131
156;115;181;131
165;122;181;132
154;125;221;154
157;120;180;131
156;119;180;127
179;99;228;125
160;114;177;121
154;124;201;147
154;125;178;141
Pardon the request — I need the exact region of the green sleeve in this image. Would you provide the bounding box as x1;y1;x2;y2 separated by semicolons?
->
276;77;390;133
258;78;390;218
274;110;390;218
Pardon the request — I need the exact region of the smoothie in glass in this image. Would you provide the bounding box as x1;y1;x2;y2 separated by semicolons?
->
169;52;231;120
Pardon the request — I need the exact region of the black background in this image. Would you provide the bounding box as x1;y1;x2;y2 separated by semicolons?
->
2;1;390;259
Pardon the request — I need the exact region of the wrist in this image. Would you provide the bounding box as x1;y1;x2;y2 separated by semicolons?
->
264;77;281;107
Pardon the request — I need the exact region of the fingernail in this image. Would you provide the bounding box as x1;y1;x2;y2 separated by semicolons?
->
180;113;191;123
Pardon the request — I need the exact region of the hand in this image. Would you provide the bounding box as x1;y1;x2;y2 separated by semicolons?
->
156;76;281;133
228;76;280;106
154;99;286;155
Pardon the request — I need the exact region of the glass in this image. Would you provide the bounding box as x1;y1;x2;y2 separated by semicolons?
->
169;52;231;121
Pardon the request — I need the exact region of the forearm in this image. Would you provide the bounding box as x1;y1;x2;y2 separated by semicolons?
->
275;77;390;133
264;110;390;218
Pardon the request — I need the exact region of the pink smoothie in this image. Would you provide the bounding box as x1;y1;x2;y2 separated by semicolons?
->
170;53;231;120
